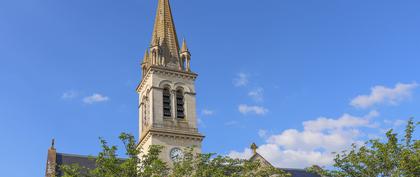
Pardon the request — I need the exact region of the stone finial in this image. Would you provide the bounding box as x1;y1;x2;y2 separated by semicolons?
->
51;138;55;150
250;143;258;155
181;38;189;53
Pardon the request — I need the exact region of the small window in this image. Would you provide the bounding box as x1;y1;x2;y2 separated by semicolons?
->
176;90;185;119
163;88;171;117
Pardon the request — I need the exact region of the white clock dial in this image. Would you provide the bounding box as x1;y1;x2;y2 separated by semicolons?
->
169;147;184;162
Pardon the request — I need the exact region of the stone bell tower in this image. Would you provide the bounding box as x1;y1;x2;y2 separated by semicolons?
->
136;0;204;164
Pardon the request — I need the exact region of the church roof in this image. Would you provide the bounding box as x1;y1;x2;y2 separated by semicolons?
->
249;153;320;177
282;168;320;177
55;153;96;176
48;150;319;177
248;143;320;177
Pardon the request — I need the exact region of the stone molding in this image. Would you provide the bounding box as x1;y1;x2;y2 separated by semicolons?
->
137;66;197;93
138;128;204;148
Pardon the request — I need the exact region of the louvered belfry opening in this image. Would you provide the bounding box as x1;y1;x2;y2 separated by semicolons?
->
176;90;185;119
163;88;172;117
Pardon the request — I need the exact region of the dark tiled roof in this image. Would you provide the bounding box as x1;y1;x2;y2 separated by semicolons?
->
55;153;320;177
56;153;96;176
250;153;320;177
282;168;320;177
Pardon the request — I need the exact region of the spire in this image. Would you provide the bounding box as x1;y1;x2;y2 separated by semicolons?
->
151;0;180;62
181;38;189;53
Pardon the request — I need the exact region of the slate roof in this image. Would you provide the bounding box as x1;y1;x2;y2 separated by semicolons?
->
54;152;319;177
249;153;320;177
55;153;96;176
282;168;320;177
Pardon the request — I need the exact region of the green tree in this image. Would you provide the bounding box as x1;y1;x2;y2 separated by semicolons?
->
307;118;420;177
172;148;290;177
60;133;289;177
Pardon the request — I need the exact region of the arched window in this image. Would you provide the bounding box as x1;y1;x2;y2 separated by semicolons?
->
163;87;171;117
176;89;185;119
180;56;186;71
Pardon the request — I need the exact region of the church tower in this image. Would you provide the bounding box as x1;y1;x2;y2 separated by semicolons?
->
137;0;204;164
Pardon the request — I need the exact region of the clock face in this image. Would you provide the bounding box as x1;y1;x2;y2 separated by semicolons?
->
169;147;184;162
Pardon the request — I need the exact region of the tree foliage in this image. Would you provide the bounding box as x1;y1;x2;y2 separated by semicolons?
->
60;133;289;177
307;118;420;177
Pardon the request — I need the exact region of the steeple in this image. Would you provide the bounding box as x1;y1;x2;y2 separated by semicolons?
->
137;0;202;166
150;0;181;69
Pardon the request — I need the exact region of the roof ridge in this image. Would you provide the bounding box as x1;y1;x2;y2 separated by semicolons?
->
57;152;127;160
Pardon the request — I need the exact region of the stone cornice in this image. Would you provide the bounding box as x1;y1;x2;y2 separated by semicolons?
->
137;128;204;148
136;66;198;92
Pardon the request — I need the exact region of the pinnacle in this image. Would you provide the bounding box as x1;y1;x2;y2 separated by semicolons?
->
181;39;189;53
143;50;149;63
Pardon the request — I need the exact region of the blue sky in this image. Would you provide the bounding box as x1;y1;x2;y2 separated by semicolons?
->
1;0;420;176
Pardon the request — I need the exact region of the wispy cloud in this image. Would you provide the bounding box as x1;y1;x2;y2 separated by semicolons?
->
350;82;418;109
233;73;249;87
83;93;109;104
238;104;268;115
201;109;214;116
228;111;379;168
61;90;78;100
248;88;264;102
258;129;268;138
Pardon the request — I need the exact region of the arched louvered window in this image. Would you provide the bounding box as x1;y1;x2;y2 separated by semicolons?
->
176;90;185;119
163;87;171;117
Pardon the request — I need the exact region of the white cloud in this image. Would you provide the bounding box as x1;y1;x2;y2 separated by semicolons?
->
229;148;254;159
233;73;249;87
302;110;379;132
258;129;268;138
228;111;378;168
350;82;418;109
248;88;264;102
238;104;268;115
83;93;109;104
201;109;214;116
61;90;78;100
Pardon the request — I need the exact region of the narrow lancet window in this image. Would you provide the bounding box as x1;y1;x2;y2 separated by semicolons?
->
163;88;171;117
176;90;185;119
